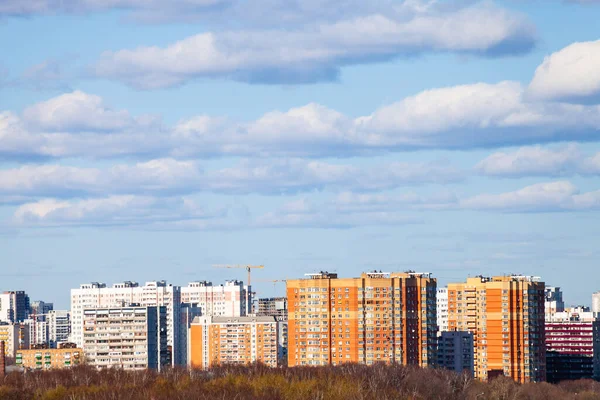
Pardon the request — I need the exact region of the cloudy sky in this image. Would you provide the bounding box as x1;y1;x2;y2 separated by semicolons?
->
1;0;599;308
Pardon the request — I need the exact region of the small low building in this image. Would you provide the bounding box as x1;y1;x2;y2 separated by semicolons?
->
16;348;83;370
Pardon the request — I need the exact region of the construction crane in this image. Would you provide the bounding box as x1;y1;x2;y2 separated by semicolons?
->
213;264;265;315
254;279;286;291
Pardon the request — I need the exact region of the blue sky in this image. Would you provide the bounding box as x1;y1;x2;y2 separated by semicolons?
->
1;0;599;309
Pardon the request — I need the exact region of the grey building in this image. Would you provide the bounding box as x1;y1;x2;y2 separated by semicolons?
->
437;331;474;376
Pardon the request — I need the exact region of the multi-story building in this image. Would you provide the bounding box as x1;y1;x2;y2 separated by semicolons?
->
257;297;288;319
30;301;54;317
0;291;30;323
545;306;600;382
0;323;20;358
82;306;169;370
545;287;565;314
437;331;474;375
447;275;546;383
593;292;600;315
181;281;249;317
437;288;449;335
287;271;437;367
48;310;70;348
178;304;201;366
189;315;280;369
23;318;48;347
71;281;181;365
16;347;83;370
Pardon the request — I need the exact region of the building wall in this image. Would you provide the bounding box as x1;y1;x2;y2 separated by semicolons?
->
181;281;247;317
0;324;19;357
437;288;449;335
48;310;70;348
438;331;474;375
593;292;600;315
545;287;565;314
0;292;30;323
286;271;437;367
447;276;546;383
545;308;600;382
16;348;82;370
189;316;279;369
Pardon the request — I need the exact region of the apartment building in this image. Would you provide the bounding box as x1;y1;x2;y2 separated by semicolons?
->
16;347;82;370
23;318;48;347
437;331;474;375
287;271;437;367
447;275;546;383
593;292;600;314
545;307;600;382
257;297;288;320
545;287;565;314
48;310;70;348
189;315;280;369
30;301;53;316
0;323;20;358
0;291;30;323
181;280;249;317
82;306;169;370
71;281;182;365
437;288;449;335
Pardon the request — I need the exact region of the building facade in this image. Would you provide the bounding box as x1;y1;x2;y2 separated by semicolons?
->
16;348;82;370
545;307;600;382
287;271;437;367
0;291;30;323
437;331;474;375
82;306;169;370
447;275;546;383
30;301;54;317
189;315;280;369
257;297;288;319
545;287;565;314
48;310;70;348
71;281;181;365
593;292;600;315
437;288;449;335
0;323;20;358
181;280;249;317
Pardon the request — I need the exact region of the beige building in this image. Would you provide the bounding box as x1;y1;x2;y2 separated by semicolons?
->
16;348;83;370
189;316;280;369
0;323;20;358
287;271;437;367
447;275;546;383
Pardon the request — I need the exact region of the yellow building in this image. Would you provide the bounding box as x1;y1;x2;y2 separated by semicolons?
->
0;323;20;358
287;271;437;367
16;348;83;370
189;316;280;369
447;275;546;383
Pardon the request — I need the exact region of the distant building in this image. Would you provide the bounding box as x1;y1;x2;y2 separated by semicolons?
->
447;275;546;383
16;347;83;370
0;323;20;358
256;297;287;319
437;331;474;375
545;306;600;383
23;318;48;347
189;315;280;369
48;310;70;348
287;271;438;367
0;291;31;323
30;301;54;317
71;281;181;365
593;292;600;315
177;304;201;366
82;306;169;370
545;287;565;314
181;280;250;317
437;288;448;335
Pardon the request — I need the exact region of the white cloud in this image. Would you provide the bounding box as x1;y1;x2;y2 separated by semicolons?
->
528;40;600;104
476;144;600;177
461;181;600;212
93;3;535;88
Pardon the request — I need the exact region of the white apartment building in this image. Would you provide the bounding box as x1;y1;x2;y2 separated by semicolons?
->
82;306;169;370
71;281;182;365
436;287;448;335
23;318;48;347
181;280;249;317
48;310;70;348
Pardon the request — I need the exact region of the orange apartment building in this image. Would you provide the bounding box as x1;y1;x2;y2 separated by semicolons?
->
15;348;83;370
286;271;437;367
189;316;280;369
447;275;546;383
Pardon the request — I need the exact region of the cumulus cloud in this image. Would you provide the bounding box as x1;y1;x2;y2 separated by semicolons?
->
528;40;600;104
0;158;463;201
93;2;536;88
475;144;600;177
3;83;600;161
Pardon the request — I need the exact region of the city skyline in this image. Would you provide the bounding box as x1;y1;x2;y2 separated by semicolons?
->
2;0;600;308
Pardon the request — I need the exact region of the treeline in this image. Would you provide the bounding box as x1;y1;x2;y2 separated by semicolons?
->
1;363;600;400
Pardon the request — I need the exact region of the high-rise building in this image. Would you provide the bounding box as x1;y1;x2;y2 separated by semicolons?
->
447;275;546;383
257;297;288;319
23;318;48;347
48;310;70;348
437;288;449;335
181;281;249;317
545;306;600;382
545;287;565;314
82;306;169;370
30;301;54;317
178;304;201;366
70;281;182;365
437;331;474;375
189;315;280;369
0;291;31;323
286;271;437;367
593;292;600;315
